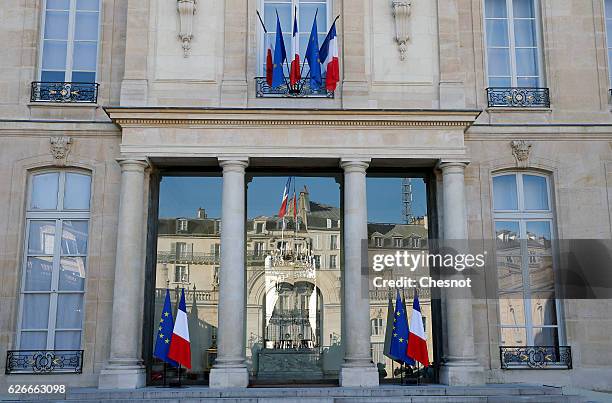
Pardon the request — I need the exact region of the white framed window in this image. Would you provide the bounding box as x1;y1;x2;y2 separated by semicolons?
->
374;236;383;248
329;234;339;250
484;0;543;87
177;218;188;232
259;0;330;75
393;237;402;248
492;172;563;347
329;254;337;269
39;0;101;83
604;0;612;86
371;317;383;336
174;265;189;283
18;170;91;350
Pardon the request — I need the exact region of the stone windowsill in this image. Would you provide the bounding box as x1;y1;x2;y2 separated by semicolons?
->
28;102;100;108
486;107;552;113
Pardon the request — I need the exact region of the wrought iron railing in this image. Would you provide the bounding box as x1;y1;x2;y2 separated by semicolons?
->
500;346;571;369
155;287;218;302
486;87;550;108
255;77;334;98
5;350;84;374
31;81;99;103
157;251;265;265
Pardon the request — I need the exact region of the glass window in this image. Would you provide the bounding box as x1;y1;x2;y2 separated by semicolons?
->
18;170;91;350
492;172;561;347
484;0;543;87
40;0;100;83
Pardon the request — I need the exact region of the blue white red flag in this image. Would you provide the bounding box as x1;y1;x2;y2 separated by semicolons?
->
407;292;429;367
168;289;191;369
278;177;292;218
290;7;301;85
319;20;339;91
272;12;287;88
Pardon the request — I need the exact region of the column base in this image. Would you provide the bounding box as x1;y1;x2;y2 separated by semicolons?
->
98;365;146;389
439;362;485;386
339;365;380;387
209;366;249;388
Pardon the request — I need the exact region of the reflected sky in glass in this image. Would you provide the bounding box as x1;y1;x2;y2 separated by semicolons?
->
159;176;427;223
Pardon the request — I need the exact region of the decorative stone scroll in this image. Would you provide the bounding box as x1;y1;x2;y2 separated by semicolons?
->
392;0;411;60
50;136;72;165
510;140;532;168
177;0;197;57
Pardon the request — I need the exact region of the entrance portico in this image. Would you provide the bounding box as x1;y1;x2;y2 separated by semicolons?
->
100;107;483;389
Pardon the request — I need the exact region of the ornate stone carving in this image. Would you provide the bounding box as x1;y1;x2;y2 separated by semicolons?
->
177;0;196;57
50;136;72;165
510;140;532;168
391;0;411;60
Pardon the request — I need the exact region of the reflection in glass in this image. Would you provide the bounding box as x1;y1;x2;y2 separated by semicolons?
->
22;294;50;329
20;332;48;350
528;255;554;290
61;221;88;254
56;294;84;329
532;327;558;347
523;175;549;210
497;256;523;291
500;327;527;346
499;295;526;327
24;257;53;291
495;221;520;252
526;221;551;254
54;330;81;349
59;257;86;291
493;175;518;210
28;221;56;255
530;292;557;326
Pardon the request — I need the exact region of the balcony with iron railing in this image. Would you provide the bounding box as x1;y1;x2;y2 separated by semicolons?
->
30;82;99;103
486;87;550;108
5;350;84;374
500;346;572;369
255;77;334;98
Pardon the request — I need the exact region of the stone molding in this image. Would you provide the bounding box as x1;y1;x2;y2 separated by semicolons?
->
177;0;197;57
391;0;411;60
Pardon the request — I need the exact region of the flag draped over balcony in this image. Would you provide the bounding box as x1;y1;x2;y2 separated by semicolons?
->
320;19;339;91
305;10;322;90
389;289;415;365
272;12;287;88
153;289;178;367
290;7;301;86
407;291;429;367
168;288;192;369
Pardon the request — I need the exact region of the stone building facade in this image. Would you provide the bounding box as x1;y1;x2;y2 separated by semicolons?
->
0;0;611;393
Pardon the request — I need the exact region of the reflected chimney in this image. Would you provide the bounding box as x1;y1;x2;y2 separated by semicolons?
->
197;207;207;219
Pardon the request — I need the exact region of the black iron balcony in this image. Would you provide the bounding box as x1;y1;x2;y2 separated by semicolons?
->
500;346;571;369
486;87;550;108
255;77;333;98
31;81;99;103
5;350;84;374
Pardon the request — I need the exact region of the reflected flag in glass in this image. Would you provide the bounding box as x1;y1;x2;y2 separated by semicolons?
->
153;289;178;367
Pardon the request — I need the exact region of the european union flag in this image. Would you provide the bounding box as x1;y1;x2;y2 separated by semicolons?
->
305;10;322;90
272;11;287;88
389;289;415;365
153;289;178;367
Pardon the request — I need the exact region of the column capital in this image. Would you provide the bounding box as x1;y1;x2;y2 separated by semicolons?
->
437;160;469;173
116;158;150;172
218;156;249;172
340;158;370;172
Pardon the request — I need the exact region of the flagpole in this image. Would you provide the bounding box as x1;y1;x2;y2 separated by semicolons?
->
256;10;267;33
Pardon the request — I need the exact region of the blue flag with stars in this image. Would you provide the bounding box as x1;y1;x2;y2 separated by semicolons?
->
305;10;322;90
153;289;178;367
389;289;415;365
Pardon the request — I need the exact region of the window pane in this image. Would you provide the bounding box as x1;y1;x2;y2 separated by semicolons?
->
59;257;87;291
523;175;549;210
500;327;527;345
42;40;68;70
264;3;291;32
44;11;69;40
75;12;99;41
607;0;612;18
485;0;507;18
493;174;518;210
513;0;535;18
529;255;554;290
28;221;56;255
487;48;511;78
495;221;520;251
517;77;538;87
64;173;91;210
499;295;526;327
531;292;557;326
30;172;59;210
515;48;539;76
497;255;523;291
532;327;558;346
61;221;89;255
20;331;48;349
486;19;509;47
22;294;50;329
72;42;98;71
71;71;96;83
47;0;70;10
489;76;512;87
41;71;66;82
54;330;81;349
526;221;551;253
24;257;53;291
514;19;537;47
77;0;99;11
56;294;84;329
299;3;327;33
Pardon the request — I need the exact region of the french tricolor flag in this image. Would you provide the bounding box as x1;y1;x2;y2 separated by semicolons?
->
167;289;191;369
289;7;301;86
407;293;429;367
320;19;339;91
278;177;292;218
265;34;274;87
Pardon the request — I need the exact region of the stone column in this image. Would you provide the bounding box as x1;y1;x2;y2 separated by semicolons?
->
339;159;378;387
99;159;149;389
209;157;249;388
438;161;484;385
